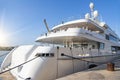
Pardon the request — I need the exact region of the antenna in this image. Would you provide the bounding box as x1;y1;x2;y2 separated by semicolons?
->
89;2;94;10
85;13;90;19
93;10;98;18
89;2;94;18
44;19;50;32
100;14;103;22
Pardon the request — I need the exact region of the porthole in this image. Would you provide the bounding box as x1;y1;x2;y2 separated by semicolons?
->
50;53;54;57
46;53;49;57
42;54;45;56
36;53;54;57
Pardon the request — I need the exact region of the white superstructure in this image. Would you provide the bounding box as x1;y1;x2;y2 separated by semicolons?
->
1;2;120;80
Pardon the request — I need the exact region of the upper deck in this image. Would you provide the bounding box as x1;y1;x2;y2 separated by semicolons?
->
36;19;106;43
52;19;105;32
35;2;120;46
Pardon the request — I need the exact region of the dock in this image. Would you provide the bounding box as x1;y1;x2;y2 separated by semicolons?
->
56;61;120;80
0;72;15;80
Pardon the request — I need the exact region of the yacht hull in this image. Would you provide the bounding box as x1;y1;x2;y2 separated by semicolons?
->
1;45;120;80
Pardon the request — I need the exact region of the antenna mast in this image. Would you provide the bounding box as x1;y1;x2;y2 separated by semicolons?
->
89;2;94;19
44;19;50;32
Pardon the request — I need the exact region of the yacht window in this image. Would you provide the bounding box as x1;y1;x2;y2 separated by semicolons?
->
42;53;45;56
109;35;118;42
35;53;42;57
73;43;88;48
50;53;54;57
73;44;81;48
81;44;88;49
111;47;116;51
92;45;95;49
36;53;54;57
99;43;105;49
106;34;109;40
111;46;117;54
118;47;120;50
46;53;49;57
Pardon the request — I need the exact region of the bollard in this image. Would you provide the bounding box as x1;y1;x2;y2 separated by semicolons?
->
107;62;115;71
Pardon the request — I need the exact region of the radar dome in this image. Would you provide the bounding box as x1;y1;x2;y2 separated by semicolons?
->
100;22;105;27
89;2;94;9
93;10;98;18
85;13;90;19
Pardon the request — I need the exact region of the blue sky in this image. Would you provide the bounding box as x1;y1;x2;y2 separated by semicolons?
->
0;0;120;46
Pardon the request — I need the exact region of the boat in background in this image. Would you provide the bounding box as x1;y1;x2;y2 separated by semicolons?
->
1;2;120;80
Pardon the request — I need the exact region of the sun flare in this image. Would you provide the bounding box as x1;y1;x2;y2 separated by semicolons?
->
0;30;8;46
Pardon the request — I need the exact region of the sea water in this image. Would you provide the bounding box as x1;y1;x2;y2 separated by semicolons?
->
0;51;10;80
0;51;9;66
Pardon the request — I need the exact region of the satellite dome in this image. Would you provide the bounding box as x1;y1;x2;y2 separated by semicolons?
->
100;22;105;27
89;2;94;9
85;13;90;19
93;10;98;18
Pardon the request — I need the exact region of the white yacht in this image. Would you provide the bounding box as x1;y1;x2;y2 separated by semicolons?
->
1;2;120;80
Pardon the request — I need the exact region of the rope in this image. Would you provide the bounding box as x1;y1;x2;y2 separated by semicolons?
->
0;56;39;75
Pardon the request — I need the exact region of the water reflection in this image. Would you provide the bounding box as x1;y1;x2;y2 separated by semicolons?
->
0;51;9;66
